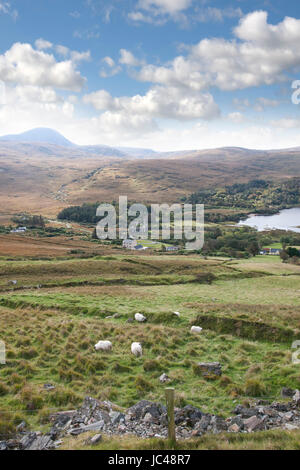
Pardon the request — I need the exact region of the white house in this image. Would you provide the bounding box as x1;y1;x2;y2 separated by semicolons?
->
122;239;138;250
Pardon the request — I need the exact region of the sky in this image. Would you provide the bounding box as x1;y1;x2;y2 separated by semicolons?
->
1;0;300;150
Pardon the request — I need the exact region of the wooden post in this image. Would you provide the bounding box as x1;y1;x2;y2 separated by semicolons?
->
165;387;176;446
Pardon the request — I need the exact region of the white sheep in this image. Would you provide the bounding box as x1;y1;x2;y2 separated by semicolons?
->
173;311;181;317
191;326;203;334
135;313;147;323
131;342;143;357
94;340;112;351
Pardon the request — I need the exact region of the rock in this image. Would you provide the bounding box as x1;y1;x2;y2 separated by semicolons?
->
16;421;27;432
293;390;300;404
126;318;134;324
86;434;102;446
284;423;299;431
19;432;54;450
193;414;211;433
230;416;244;430
175;405;203;427
159;373;170;384
68;420;107;436
27;435;54;451
127;400;166;422
233;405;259;419
143;413;154;423
281;387;296;399
228;423;240;433
0;441;7;451
243;416;264;432
210;416;228;433
196;362;222;377
109;411;125;426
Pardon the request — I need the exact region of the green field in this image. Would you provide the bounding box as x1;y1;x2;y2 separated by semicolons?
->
0;253;300;446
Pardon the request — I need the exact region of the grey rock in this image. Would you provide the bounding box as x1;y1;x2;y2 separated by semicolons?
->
233;405;259;419
68;420;106;436
27;434;54;451
109;411;125;426
281;387;296;398
127;400;166;422
243;416;264;432
88;434;102;445
16;421;27;432
175;405;203;427
197;362;222;377
293;390;300;404
210;415;228;433
0;441;7;451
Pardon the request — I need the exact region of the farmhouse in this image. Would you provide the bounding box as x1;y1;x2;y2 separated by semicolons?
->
122;239;138;250
166;246;179;252
260;248;281;256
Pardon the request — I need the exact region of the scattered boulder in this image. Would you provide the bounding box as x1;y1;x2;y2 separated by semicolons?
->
293;390;300;404
86;434;102;446
281;387;296;399
197;362;222;377
243;416;265;432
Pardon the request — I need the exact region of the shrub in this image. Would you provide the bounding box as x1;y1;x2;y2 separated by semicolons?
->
244;378;266;397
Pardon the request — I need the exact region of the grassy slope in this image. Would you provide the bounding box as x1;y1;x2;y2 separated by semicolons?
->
0;253;300;448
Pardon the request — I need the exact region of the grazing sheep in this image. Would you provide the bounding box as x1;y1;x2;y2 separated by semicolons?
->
131;342;143;357
135;313;147;323
191;326;203;334
173;311;180;317
94;340;112;351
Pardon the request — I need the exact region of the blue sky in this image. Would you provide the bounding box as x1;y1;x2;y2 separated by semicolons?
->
1;0;300;150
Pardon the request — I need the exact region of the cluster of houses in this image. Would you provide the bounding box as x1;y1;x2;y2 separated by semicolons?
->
122;239;179;252
259;247;281;256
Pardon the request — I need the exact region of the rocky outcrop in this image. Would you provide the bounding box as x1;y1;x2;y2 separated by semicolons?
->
1;391;300;450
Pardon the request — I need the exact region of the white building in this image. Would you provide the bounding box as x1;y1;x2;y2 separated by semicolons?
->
122;239;138;250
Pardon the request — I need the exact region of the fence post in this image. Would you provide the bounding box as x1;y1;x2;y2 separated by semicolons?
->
165;387;176;446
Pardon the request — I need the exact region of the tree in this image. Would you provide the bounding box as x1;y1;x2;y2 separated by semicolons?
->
248;241;260;256
280;250;289;263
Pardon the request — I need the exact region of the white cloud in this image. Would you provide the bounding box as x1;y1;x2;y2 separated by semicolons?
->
119;49;143;67
0;2;18;20
137;0;192;15
83;86;219;121
228;112;246;124
100;57;121;78
0;43;86;91
270;118;300;129
195;7;242;23
129;0;192;25
35;38;53;50
136;11;300;91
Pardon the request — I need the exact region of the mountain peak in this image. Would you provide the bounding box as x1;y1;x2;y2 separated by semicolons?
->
0;128;75;147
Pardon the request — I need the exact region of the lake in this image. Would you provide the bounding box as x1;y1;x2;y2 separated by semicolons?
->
238;207;300;233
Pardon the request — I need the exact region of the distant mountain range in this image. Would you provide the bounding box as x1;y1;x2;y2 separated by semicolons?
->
1;127;300;160
0;128;157;159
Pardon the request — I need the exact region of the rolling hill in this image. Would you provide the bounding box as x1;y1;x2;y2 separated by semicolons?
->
1;128;300;217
